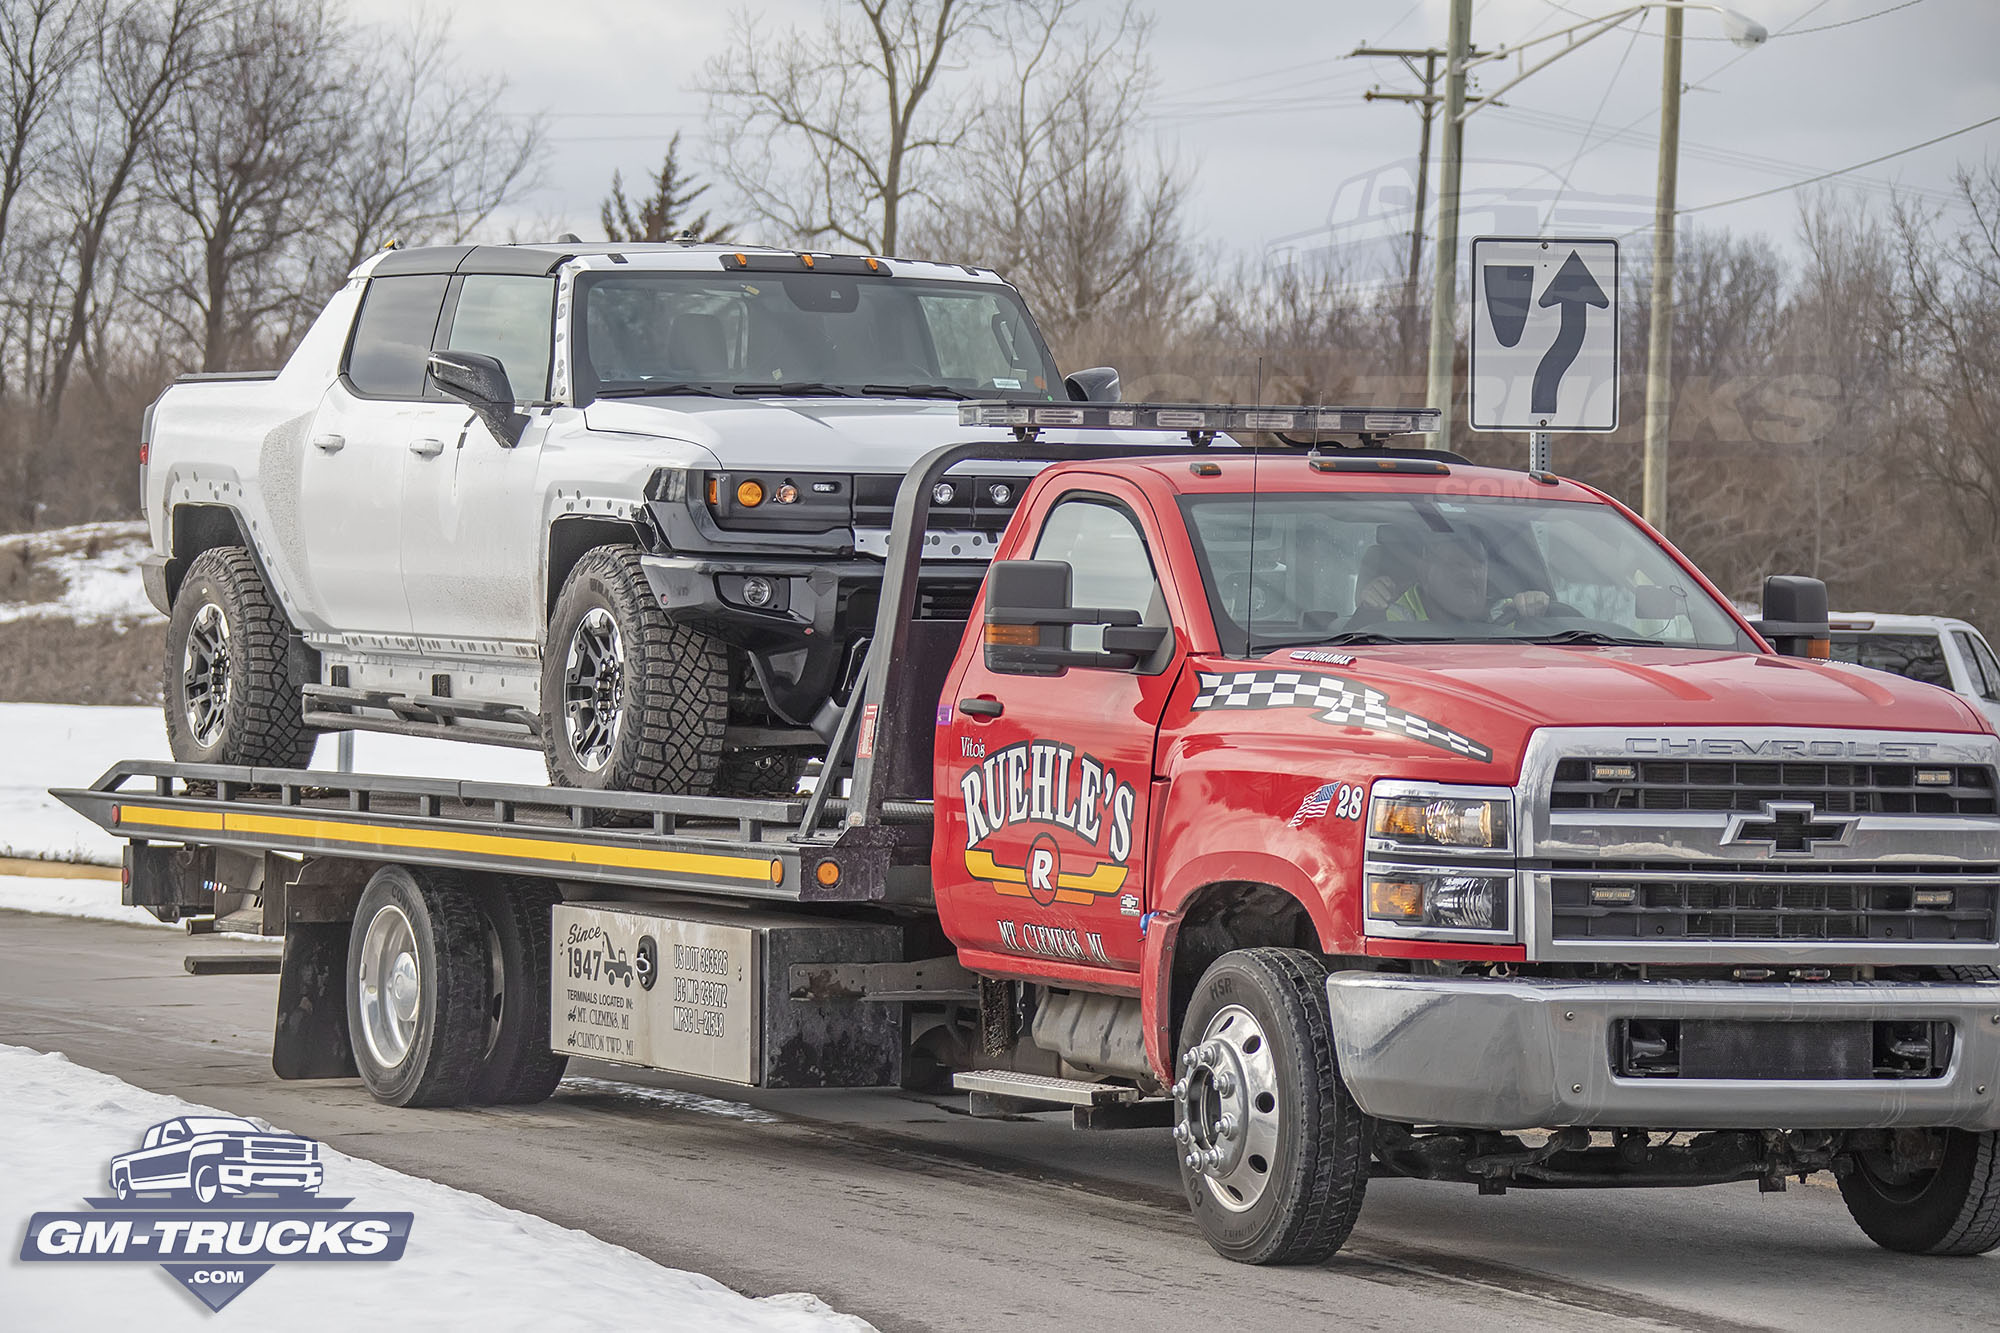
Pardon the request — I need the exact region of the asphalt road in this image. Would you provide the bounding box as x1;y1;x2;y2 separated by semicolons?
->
2;910;1994;1333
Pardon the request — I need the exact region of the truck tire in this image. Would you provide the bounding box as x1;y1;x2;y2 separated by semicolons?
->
163;547;316;769
542;546;727;794
716;748;808;798
346;865;488;1108
1174;947;1372;1264
1840;1129;2000;1255
469;877;569;1105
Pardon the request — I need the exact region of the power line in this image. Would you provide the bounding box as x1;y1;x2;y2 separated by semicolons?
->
1539;10;1648;227
1680;110;2000;215
1774;0;1927;38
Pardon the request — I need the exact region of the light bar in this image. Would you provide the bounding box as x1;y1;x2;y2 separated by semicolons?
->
957;401;1441;436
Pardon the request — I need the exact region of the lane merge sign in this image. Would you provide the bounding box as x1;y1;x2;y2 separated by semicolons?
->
1469;237;1619;433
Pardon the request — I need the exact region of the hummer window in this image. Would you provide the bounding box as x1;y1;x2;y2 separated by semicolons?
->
1180;492;1754;653
446;275;556;401
346;274;450;398
1830;632;1953;688
573;271;1061;400
1958;631;2000;701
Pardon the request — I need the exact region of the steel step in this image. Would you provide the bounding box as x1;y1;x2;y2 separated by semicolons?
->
953;1070;1140;1108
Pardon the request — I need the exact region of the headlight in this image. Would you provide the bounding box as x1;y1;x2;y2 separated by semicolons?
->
1367;868;1513;934
1368;783;1512;852
667;469;853;534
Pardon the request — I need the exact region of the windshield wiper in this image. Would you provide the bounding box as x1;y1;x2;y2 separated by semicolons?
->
860;383;973;400
1505;629;1666;647
595;383;730;398
1257;631;1450;649
731;382;858;397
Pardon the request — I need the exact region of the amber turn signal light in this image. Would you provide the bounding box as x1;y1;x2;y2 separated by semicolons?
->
737;479;766;507
816;860;841;887
985;624;1039;646
1368;879;1424;921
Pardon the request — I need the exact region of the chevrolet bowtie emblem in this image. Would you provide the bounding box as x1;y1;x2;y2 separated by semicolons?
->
1720;800;1858;856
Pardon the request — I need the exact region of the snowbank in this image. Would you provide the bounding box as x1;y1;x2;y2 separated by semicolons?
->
0;521;161;628
0;1045;874;1331
0;874;163;928
0;702;548;865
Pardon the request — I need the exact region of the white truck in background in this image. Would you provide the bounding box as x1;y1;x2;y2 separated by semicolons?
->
139;241;1123;796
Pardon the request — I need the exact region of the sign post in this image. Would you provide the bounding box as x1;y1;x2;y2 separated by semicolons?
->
1468;237;1619;467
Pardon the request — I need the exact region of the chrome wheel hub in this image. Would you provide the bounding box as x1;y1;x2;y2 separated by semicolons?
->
357;904;421;1069
562;608;624;772
1174;1004;1284;1212
181;602;231;748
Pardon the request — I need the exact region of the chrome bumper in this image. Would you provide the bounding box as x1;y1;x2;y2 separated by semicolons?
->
1326;973;2000;1132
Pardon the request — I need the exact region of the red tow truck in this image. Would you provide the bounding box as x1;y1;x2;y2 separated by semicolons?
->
60;403;2000;1264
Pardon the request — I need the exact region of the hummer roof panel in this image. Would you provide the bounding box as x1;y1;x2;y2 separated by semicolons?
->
353;241;1005;284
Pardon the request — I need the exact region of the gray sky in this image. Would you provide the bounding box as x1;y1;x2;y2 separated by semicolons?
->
354;0;2000;272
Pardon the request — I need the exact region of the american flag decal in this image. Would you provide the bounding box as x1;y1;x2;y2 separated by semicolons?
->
1288;783;1341;828
1191;670;1494;762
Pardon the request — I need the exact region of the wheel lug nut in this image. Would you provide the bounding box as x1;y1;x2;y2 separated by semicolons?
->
1172;1124;1189;1145
1219;1114;1239;1139
1171;1080;1187;1099
1184;1152;1199;1170
1213;1073;1236;1097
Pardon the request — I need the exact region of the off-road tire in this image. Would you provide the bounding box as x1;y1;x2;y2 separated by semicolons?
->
716;747;809;798
541;545;726;793
469;877;570;1105
345;865;488;1108
1176;948;1372;1264
163;546;316;768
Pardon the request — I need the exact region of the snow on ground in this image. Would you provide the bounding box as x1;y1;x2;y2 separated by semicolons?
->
0;1045;875;1331
0;874;161;928
0;702;548;865
0;521;162;627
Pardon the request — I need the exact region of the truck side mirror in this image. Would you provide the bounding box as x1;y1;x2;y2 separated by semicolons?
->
429;350;527;447
984;559;1167;675
1063;367;1121;403
1752;574;1831;659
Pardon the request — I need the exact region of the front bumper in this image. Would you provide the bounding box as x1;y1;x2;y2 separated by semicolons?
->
1326;973;2000;1131
219;1162;323;1191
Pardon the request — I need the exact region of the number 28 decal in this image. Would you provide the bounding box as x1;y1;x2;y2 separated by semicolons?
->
1287;781;1368;828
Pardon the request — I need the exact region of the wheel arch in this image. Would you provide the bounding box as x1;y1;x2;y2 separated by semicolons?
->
1141;864;1349;1081
544;516;649;625
164;503;252;606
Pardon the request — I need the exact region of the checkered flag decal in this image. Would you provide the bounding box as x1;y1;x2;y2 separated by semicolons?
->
1192;670;1494;762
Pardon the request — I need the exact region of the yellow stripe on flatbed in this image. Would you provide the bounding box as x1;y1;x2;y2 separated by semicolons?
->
114;804;777;883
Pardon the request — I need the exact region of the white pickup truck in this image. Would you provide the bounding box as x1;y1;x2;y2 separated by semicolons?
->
140;241;1122;793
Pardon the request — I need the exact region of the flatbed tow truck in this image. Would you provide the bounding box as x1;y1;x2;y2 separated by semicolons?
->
58;403;2000;1264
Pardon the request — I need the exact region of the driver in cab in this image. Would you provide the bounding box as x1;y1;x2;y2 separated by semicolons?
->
1354;531;1549;627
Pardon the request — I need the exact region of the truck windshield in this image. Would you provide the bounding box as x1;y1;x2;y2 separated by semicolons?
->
1180;491;1757;653
573;271;1063;401
1829;632;1952;687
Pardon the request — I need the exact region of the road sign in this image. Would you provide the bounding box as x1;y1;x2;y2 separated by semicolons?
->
1469;237;1619;433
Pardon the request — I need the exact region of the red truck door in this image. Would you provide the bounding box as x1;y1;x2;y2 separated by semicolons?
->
936;477;1185;982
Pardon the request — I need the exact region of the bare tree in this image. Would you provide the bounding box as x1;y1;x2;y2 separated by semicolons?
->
601;132;729;243
145;0;349;370
704;0;1004;253
320;12;545;272
0;1;92;290
916;1;1195;343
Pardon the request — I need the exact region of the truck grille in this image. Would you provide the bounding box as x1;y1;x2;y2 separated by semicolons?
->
1550;863;2000;943
1549;758;1997;816
246;1137;313;1161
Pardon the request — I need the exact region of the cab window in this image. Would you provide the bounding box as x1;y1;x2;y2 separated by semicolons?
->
446;275;556;401
1829;632;1952;688
346;274;449;398
1953;631;2000;701
1031;497;1168;638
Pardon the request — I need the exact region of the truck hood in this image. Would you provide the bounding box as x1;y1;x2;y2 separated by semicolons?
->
581;396;1123;471
1200;645;1994;778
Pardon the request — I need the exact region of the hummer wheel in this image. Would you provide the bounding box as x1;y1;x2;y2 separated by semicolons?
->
541;546;727;793
1175;948;1372;1265
162;546;317;768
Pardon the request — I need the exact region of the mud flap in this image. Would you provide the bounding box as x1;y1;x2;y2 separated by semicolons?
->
271;922;357;1080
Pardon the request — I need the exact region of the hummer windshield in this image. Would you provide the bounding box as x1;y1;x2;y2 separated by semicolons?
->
1180;490;1758;654
574;271;1063;402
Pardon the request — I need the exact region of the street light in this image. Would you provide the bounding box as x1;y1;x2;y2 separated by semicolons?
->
1423;0;1766;523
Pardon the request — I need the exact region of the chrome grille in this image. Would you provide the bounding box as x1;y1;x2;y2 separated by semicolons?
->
1549;759;1997;816
1550;864;2000;944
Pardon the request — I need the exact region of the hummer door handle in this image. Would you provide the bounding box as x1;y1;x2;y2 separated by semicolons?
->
408;437;444;458
311;434;345;453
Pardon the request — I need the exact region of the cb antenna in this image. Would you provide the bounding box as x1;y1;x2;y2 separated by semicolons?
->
1243;356;1263;658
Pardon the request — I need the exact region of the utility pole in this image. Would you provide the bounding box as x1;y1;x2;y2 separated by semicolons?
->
1423;0;1473;450
1642;5;1683;531
1354;47;1442;380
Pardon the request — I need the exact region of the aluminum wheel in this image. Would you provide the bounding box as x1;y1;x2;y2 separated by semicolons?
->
561;607;624;772
180;601;231;748
1174;1004;1285;1213
356;903;422;1071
